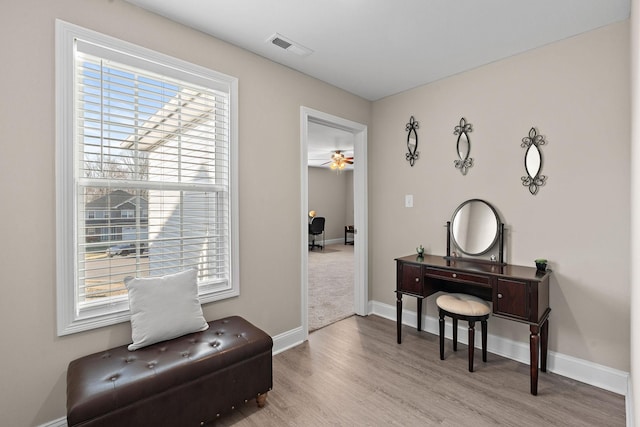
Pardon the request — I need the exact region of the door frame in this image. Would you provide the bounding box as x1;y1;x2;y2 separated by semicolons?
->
300;106;368;339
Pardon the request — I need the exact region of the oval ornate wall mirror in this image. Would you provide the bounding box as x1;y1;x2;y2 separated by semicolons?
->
450;199;500;256
453;117;473;175
405;116;419;166
521;127;547;195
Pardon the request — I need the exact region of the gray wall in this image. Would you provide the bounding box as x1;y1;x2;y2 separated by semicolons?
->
308;167;354;241
0;1;370;425
369;21;630;371
0;1;632;424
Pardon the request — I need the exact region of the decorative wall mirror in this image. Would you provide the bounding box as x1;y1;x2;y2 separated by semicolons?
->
521;127;547;195
446;199;504;264
453;117;473;175
405;116;419;166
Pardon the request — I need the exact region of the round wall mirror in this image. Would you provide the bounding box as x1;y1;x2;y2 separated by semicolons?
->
451;199;500;256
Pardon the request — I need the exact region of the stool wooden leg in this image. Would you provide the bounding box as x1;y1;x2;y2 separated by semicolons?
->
481;319;488;363
452;317;458;352
439;310;445;360
468;320;476;372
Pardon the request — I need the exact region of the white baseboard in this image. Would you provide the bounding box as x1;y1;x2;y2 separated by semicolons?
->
369;300;630;396
627;376;634;427
309;237;345;247
272;325;306;355
38;417;67;427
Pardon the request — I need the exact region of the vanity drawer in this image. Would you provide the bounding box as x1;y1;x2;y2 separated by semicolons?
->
425;267;490;287
495;278;529;320
398;263;424;295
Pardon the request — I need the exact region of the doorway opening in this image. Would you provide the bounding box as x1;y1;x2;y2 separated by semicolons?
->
300;107;368;339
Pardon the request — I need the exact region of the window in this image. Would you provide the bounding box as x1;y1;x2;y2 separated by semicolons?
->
56;21;239;335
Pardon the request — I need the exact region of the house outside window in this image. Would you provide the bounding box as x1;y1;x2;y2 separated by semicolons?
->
56;20;239;335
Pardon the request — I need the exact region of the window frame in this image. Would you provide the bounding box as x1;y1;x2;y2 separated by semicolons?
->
55;20;239;336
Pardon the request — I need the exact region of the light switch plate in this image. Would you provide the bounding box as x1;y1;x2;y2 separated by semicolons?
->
405;194;413;208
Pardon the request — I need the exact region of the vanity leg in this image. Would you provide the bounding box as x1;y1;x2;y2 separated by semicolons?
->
417;297;423;332
530;325;540;396
396;292;403;344
540;319;549;372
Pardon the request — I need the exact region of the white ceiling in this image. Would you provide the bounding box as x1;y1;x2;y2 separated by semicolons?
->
125;0;630;164
307;121;355;169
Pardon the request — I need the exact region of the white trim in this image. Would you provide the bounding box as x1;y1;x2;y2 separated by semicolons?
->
272;325;306;356
628;375;634;427
307;237;345;247
37;417;67;427
370;300;630;396
300;107;368;343
55;20;239;335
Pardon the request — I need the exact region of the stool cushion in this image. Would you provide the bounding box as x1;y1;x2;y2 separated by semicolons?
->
436;293;491;316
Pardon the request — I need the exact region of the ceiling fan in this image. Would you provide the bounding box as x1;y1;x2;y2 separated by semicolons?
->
322;150;354;171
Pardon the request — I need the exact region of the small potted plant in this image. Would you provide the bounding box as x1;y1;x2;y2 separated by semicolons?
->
534;258;547;272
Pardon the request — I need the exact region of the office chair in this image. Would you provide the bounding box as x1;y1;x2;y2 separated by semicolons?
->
308;217;325;250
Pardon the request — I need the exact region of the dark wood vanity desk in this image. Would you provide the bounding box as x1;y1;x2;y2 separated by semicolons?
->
395;254;551;395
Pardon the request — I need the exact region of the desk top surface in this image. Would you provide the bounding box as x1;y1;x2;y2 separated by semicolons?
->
395;254;550;282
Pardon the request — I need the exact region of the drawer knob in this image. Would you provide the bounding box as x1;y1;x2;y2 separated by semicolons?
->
452;273;457;278
415;277;420;282
498;293;503;299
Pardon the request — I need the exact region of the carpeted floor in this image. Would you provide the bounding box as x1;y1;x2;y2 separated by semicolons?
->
308;243;354;331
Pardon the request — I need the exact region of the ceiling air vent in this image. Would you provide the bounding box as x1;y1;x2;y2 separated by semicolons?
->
267;33;313;57
271;37;292;50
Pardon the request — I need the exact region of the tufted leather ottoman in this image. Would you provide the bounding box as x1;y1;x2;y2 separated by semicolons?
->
67;316;272;427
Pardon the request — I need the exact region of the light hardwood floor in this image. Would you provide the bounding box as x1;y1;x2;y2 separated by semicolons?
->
217;315;625;426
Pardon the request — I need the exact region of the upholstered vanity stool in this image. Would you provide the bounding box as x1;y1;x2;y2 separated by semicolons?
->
436;293;491;372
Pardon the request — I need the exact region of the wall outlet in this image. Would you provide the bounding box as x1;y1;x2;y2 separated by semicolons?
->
405;194;413;208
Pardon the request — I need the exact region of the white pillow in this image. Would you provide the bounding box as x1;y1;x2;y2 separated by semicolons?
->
125;268;209;351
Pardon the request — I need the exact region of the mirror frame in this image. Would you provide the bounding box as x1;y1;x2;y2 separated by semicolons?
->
520;127;547;195
453;117;473;175
446;198;504;264
405;116;419;166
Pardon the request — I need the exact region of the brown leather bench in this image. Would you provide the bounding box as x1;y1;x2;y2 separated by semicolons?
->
66;316;272;427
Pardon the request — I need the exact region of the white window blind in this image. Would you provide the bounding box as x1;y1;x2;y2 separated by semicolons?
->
56;21;239;335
